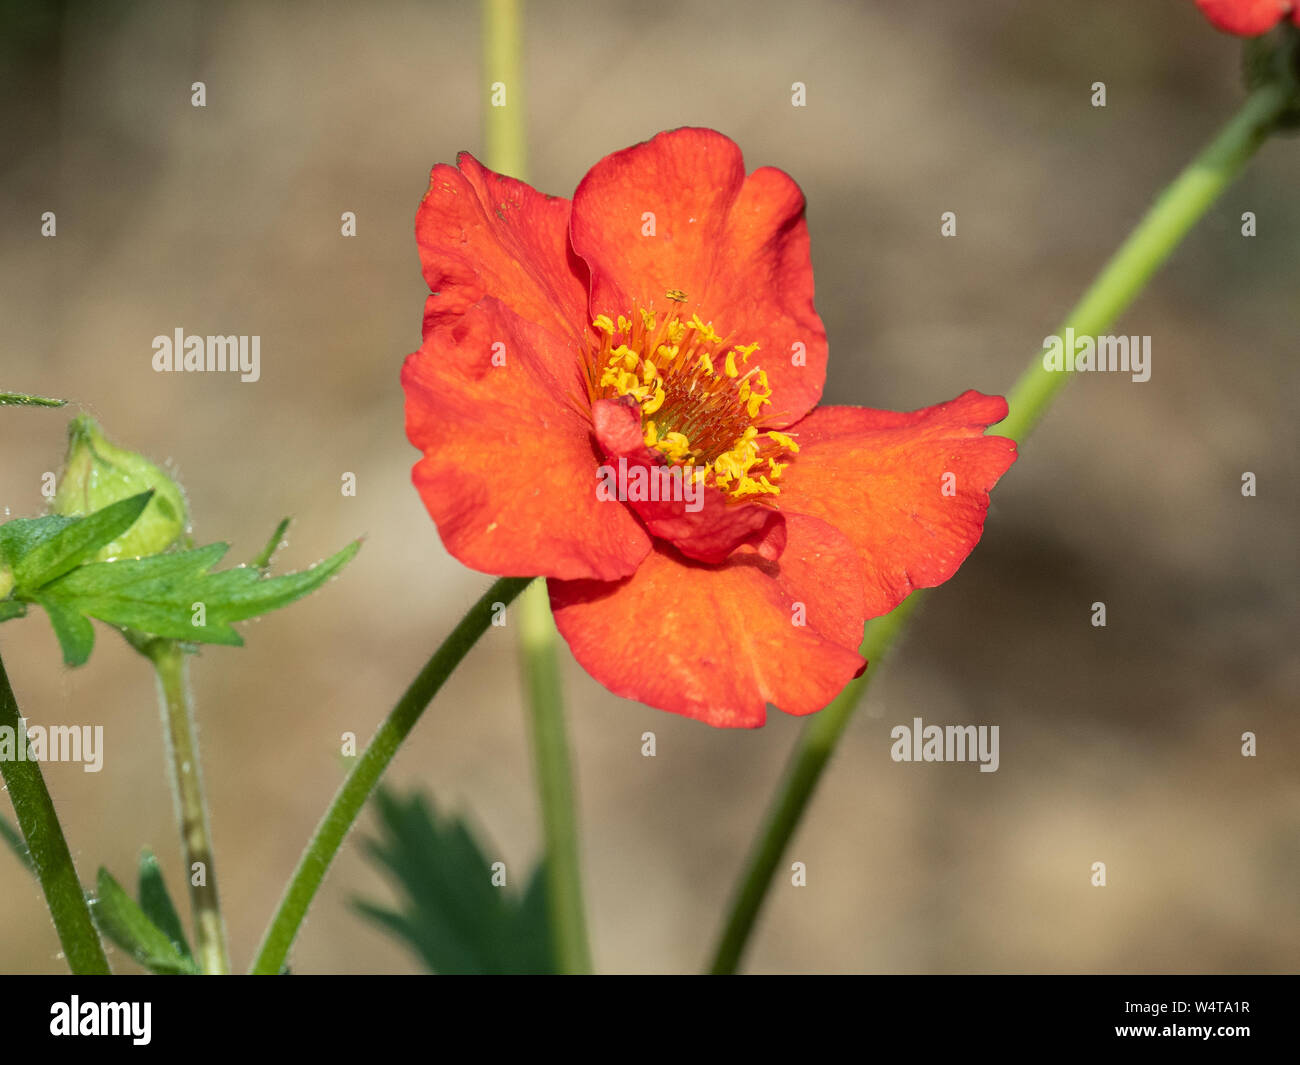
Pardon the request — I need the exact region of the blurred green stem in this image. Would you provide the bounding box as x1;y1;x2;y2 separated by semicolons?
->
0;646;110;974
148;640;230;975
251;576;531;974
709;80;1292;975
483;0;527;178
482;0;592;974
519;579;592;973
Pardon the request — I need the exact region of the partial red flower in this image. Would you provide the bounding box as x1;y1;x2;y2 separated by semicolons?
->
1195;0;1299;35
402;129;1016;728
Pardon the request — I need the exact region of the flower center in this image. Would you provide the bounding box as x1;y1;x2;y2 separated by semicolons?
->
585;304;798;499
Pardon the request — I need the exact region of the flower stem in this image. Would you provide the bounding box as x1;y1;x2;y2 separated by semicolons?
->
708;81;1292;975
999;80;1290;445
147;640;230;975
708;594;922;975
0;646;110;974
250;576;531;974
482;0;527;179
519;578;592;973
480;0;592;974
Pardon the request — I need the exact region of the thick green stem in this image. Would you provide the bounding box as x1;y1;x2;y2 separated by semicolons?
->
708;81;1292;975
250;576;531;974
0;647;110;973
482;0;527;179
519;579;591;973
148;640;230;975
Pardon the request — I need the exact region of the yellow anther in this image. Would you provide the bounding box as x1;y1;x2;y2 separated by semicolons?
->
593;314;615;334
724;350;739;378
643;384;666;416
698;353;714;376
746;393;771;419
643;420;659;447
766;430;800;453
690;314;722;344
617;315;631;333
639;308;657;329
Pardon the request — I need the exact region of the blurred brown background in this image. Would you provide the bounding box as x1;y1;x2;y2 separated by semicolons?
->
1;0;1296;974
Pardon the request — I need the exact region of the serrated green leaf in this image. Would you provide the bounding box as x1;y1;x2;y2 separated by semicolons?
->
35;538;359;649
90;868;200;975
137;849;193;963
1;492;152;592
0;813;35;874
354;787;555;974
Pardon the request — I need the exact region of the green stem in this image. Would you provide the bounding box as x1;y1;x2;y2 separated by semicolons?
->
519;578;591;973
480;0;592;974
250;576;531;974
482;0;527;179
709;595;921;975
999;80;1289;445
0;646;110;973
708;81;1292;975
148;640;230;975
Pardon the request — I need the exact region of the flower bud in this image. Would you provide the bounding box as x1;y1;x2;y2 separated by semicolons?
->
52;414;189;560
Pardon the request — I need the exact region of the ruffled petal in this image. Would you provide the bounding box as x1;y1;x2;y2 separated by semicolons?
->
776;391;1017;619
1194;0;1289;35
591;397;786;564
570;128;827;428
403;296;651;581
549;513;867;728
416;152;589;356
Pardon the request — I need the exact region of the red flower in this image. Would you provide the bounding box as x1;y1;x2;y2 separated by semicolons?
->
1195;0;1299;35
402;129;1016;727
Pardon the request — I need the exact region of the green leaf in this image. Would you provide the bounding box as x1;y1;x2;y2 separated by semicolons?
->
0;390;66;408
0;492;152;592
137;849;193;963
0;601;26;623
89;868;200;975
34;538;359;652
37;598;96;667
0;813;35;874
354;787;555;974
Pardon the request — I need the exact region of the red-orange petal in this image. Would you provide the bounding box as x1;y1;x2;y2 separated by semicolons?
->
1194;0;1290;35
570;128;827;429
403;296;650;581
416;152;589;357
548;513;867;728
590;397;786;564
776;391;1017;619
